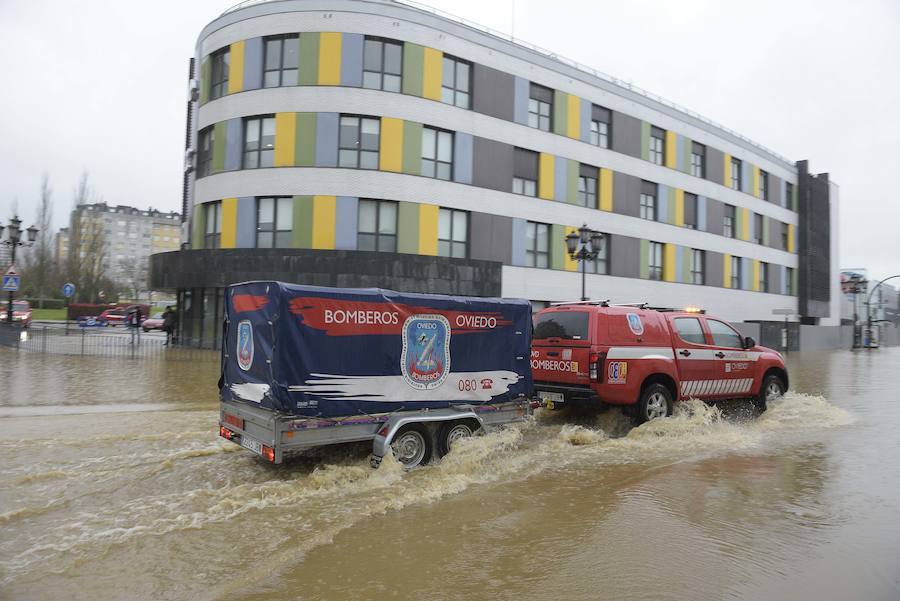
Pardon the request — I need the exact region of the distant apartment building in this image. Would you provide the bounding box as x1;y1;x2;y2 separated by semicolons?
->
54;227;70;265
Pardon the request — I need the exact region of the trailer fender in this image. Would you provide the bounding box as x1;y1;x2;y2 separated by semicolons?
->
371;409;484;466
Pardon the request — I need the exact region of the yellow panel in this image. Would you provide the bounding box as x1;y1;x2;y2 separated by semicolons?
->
228;41;244;94
539;153;554;200
379;117;403;172
752;260;760;291
563;226;578;272
422;47;443;101
752;165;760;197
741;207;750;241
274;112;297;166
723;253;732;288
723;153;731;185
318;32;342;85
663;243;677;282
665;131;677;169
220;198;237;248
599;168;613;211
418;204;439;255
312;195;336;249
788;223;796;253
674;188;685;226
566;94;580;139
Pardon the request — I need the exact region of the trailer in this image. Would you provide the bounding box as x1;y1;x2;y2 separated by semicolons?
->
217;282;534;468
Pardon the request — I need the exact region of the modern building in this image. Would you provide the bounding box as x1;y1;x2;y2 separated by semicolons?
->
152;0;840;348
54;227;70;267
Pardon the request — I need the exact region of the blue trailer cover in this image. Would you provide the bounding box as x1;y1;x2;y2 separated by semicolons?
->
220;281;533;416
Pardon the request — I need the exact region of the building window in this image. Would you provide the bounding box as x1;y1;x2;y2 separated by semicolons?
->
438;208;468;258
781;222;788;250
242;116;275;169
197;126;213;177
786;182;794;208
647;241;663;280
754;213;763;244
640;181;657;221
730;157;742;190
689;142;705;178
204;201;221;249
649;126;665;165
586;234;608;274
513;148;538;196
577;164;597;208
357;199;397;252
691;249;704;284
786;267;794;295
256;197;293;248
590;105;611;148
525;221;549;268
759;170;769;200
363;37;402;92
339;115;380;169
684;192;698;229
759;261;768;292
422;127;453;180
441;55;471;109
731;256;742;289
210;47;229;100
528;83;552;131
263;34;299;87
724;204;735;238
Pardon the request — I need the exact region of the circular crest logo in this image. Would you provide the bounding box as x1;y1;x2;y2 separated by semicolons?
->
237;320;254;371
626;313;644;336
401;314;451;390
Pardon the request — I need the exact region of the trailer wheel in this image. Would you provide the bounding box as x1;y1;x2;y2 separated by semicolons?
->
438;421;479;457
391;424;432;469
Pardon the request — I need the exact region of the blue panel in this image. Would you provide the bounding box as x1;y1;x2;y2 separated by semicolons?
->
697;196;707;231
341;33;363;87
657;185;669;223
580;98;591;143
748;211;756;242
554;157;567;202
315;112;339;167
742;258;752;290
225;118;242;171
513;77;529;125
243;37;263;91
781;265;788;295
675;247;683;282
334;196;358;250
236;197;256;248
511;218;527;266
453;132;473;184
675;134;684;171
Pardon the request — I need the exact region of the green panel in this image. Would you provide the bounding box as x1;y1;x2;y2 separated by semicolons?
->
402;121;422;175
791;183;798;211
293;195;314;248
553;90;567;136
792;268;798;295
191;204;206;250
397;202;419;254
402;43;424;96
735;207;743;238
762;217;770;246
682;247;692;284
299;33;319;86
682;135;692;173
566;160;578;204
199;57;210;105
212;121;227;173
296;113;317;167
639;239;649;279
640;121;650;161
550;224;565;270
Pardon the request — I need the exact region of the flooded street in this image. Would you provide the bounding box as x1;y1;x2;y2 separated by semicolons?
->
1;348;898;601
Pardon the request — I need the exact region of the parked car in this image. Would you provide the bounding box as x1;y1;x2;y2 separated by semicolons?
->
142;312;165;332
531;302;788;423
100;305;148;327
2;300;32;327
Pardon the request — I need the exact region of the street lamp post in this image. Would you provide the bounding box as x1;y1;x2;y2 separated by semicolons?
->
565;224;604;302
1;216;39;325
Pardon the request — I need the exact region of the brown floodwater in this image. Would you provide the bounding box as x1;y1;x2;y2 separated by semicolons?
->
0;347;898;601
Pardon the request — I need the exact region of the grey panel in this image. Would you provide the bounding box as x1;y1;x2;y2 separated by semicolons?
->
768;173;782;206
683;193;698;228
472;64;515;121
613;171;641;217
705;251;724;287
469;212;513;265
609;234;639;278
610;111;641;158
235;197;256;248
472;137;514;192
706;198;724;236
706;146;725;186
224;118;242;171
767;263;783;295
768;218;783;250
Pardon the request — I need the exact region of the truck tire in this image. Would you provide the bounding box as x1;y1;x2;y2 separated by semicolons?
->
636;383;673;424
391;424;432;469
437;421;479;457
754;374;785;412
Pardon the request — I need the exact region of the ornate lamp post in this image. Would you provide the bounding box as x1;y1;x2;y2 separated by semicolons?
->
1;216;39;325
565;223;604;302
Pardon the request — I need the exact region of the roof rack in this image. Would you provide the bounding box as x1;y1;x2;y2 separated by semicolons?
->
550;299;610;307
646;306;706;314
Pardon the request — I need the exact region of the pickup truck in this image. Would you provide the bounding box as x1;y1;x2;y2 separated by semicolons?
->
531;302;788;422
217;281;534;468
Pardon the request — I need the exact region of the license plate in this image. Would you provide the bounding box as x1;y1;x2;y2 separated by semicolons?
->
240;435;262;455
540;392;564;406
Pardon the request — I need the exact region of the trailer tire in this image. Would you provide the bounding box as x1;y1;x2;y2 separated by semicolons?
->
437;420;479;457
390;424;432;469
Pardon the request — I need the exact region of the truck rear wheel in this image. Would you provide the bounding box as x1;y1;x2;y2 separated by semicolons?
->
438;421;479;457
636;383;673;424
391;424;432;469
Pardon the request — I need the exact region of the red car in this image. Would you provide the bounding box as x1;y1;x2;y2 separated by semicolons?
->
2;300;32;327
142;312;166;332
100;304;149;327
531;302;788;422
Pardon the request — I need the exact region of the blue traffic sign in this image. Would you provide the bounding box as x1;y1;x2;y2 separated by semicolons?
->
2;274;20;292
63;282;76;298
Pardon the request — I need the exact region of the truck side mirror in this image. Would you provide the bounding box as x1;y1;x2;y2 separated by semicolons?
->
743;336;756;349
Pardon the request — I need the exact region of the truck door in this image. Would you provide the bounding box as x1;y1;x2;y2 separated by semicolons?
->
704;318;755;398
671;316;717;399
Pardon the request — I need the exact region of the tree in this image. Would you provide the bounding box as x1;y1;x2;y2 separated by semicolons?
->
117;255;149;301
67;171;109;303
31;175;54;300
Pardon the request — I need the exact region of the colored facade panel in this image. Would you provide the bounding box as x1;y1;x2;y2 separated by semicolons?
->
566;160;578;204
640;121;650;161
674;188;685;226
723;253;732;289
553;157;567;202
228;41;245;94
788;223;796;252
657;185;669;224
566;94;580;139
334;196;358;250
663;243;676;282
299;33;319;86
472;64;515;121
752;260;760;292
579;98;591;143
752;165;760;197
314;112;338;167
402;121;423;175
340;33;364;87
538;153;555;200
681;135;692;173
552;90;567;136
550;224;565;271
513;77;529;125
235;197;256;248
762;216;770;246
293;196;314;248
697;196;707;231
741;257;752;291
563;226;578;271
318;32;342;85
739;207;750;241
224;118;242;171
274;112;297;167
397;201;419;253
453;132;473;184
741;160;751;194
639;239;649;279
243;37;263;90
418;203;439;255
220;197;237;248
212;121;227;173
379;117;404;172
723;153;731;186
311;195;336;249
402;42;424;97
791;183;798;211
599;168;613;211
511;218;527;267
664;131;677;169
422;47;442;101
296;112;317;167
199;57;210;104
192;203;206;249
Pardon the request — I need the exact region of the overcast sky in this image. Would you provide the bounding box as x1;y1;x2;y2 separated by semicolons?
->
1;0;897;281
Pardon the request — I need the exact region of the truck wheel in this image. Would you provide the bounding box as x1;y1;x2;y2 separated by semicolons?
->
636;383;673;424
437;421;478;457
754;374;784;412
391;424;432;469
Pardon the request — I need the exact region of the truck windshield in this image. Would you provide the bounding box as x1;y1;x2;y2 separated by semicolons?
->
533;311;589;340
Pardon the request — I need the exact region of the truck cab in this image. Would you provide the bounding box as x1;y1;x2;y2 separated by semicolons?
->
531;303;788;422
